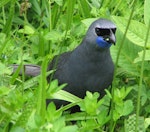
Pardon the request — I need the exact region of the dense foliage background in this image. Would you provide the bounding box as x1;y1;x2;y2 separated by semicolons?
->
0;0;150;131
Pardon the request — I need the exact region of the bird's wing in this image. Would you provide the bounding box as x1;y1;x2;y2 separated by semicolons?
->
47;51;72;82
48;51;72;71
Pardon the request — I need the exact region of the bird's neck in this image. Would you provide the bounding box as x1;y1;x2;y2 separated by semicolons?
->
71;41;111;62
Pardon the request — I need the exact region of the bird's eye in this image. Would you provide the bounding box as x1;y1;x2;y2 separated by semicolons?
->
95;28;101;36
95;28;110;36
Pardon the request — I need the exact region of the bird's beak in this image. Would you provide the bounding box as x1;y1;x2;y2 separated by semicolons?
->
109;30;116;45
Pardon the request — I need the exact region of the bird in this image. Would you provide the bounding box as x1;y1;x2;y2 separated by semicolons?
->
12;18;117;110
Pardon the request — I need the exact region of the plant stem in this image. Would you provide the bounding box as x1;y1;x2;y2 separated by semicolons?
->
135;20;150;132
110;0;136;131
112;0;122;15
2;7;6;24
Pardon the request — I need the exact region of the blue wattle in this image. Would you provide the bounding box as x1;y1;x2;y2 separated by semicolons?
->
96;37;112;48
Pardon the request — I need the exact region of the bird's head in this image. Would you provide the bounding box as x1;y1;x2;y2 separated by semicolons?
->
85;18;116;49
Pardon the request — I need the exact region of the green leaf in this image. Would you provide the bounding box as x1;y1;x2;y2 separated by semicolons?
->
60;126;78;132
0;0;11;8
26;109;37;129
52;90;82;103
97;110;110;126
2;0;16;35
10;127;25;132
44;30;62;41
145;118;150;129
144;0;150;26
52;117;66;132
77;0;91;18
18;25;35;35
114;87;132;103
112;16;150;48
105;89;112;99
81;18;98;29
47;79;67;95
111;34;140;77
113;109;120;121
31;0;41;15
66;0;76;31
80;92;100;115
123;100;134;116
0;33;6;44
0;86;11;97
0;63;12;75
134;50;150;63
54;0;63;6
46;102;62;122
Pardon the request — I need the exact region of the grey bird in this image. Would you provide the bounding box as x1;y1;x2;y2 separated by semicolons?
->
47;18;116;108
12;18;116;110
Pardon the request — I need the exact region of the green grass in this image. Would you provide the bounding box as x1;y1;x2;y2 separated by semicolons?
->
0;0;150;131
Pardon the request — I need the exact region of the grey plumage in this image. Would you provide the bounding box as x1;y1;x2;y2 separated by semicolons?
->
12;18;117;110
48;18;116;99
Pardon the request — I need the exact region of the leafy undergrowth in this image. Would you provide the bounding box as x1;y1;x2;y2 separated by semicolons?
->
1;0;150;131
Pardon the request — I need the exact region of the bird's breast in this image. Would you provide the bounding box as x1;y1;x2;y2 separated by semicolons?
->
54;51;114;98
